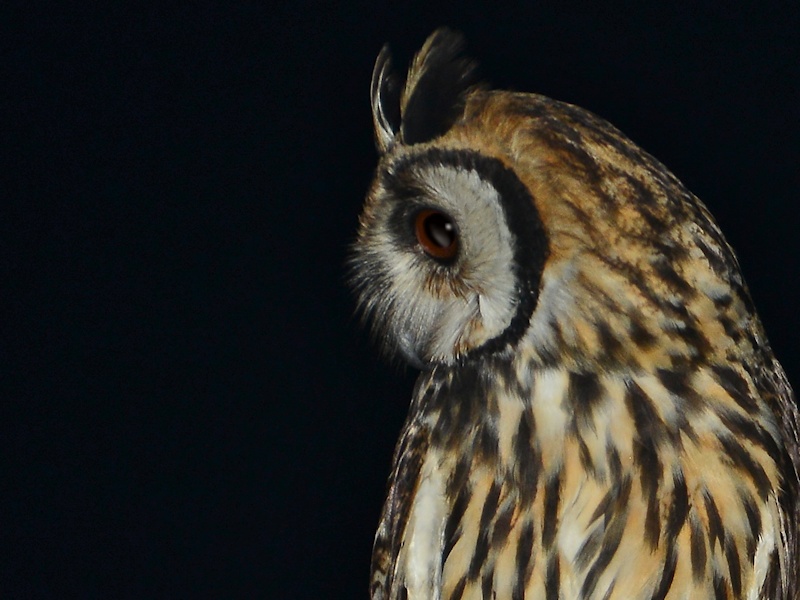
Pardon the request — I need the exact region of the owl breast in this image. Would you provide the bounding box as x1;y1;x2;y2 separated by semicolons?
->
385;363;782;600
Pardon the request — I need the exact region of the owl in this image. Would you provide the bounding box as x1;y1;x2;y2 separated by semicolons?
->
350;29;800;599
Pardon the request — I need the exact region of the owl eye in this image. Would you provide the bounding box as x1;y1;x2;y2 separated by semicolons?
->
414;209;458;260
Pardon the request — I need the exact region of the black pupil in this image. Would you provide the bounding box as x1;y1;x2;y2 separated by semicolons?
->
424;213;456;248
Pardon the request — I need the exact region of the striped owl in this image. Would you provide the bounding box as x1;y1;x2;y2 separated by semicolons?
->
350;29;800;599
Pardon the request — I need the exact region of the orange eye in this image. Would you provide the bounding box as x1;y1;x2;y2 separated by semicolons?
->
414;209;458;260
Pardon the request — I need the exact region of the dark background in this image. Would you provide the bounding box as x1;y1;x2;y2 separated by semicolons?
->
4;2;799;597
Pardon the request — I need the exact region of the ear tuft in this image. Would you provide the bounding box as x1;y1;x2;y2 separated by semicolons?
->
370;45;403;154
400;28;481;146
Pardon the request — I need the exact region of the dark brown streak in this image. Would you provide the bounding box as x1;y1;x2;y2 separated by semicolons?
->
711;365;759;415
513;521;535;600
491;499;515;549
575;527;604;571
656;368;701;407
513;411;540;503
469;481;501;578
596;320;628;368
578;437;596;476
652;259;694;297
717;409;782;466
741;492;761;562
569;371;604;433
625;381;663;549
442;481;471;565
629;318;658;349
579;519;626;599
718;435;772;500
696;236;736;281
665;472;689;542
580;478;631;599
724;536;742;598
595;252;666;314
542;473;561;549
689;513;707;582
545;554;560;600
713;573;729;600
480;570;494;599
448;576;466;600
651;547;678;600
476;420;500;463
703;491;725;550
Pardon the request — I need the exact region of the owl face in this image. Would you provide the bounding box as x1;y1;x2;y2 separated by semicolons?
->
351;147;547;366
352;29;755;375
351;34;548;367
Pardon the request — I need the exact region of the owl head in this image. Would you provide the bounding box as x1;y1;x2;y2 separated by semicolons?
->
351;29;752;373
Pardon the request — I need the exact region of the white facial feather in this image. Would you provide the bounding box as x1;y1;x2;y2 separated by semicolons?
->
356;163;519;365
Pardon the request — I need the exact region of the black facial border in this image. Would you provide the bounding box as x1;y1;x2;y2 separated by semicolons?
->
381;148;550;361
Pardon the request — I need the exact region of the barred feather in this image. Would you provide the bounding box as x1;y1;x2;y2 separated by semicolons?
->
354;29;800;599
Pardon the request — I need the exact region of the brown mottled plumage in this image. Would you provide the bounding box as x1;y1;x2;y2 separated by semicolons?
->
351;29;800;599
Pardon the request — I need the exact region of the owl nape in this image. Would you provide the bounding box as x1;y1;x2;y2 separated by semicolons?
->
351;28;800;600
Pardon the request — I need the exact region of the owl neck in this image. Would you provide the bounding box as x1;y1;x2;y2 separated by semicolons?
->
415;357;782;493
415;360;621;486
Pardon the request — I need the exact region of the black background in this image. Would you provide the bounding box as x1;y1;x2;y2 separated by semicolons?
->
5;2;799;597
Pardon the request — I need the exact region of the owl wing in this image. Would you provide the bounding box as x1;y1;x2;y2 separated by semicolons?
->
761;357;800;599
370;405;431;599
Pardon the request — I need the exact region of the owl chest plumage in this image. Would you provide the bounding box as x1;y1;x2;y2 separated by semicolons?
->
371;362;783;600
